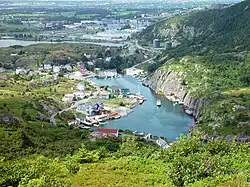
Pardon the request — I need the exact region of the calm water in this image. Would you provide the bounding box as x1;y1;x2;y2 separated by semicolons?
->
90;75;194;141
0;39;126;48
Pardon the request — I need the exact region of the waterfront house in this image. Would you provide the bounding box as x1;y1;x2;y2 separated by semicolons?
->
79;69;89;76
156;138;170;149
120;88;130;95
104;69;118;78
109;85;122;94
125;67;144;76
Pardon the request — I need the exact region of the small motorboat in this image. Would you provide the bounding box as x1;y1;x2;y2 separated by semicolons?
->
139;99;144;105
99;122;107;125
156;100;161;107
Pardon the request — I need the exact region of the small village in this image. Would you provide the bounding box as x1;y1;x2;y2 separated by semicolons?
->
10;59;172;148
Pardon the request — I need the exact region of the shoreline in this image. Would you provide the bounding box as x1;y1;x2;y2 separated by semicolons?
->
148;86;197;126
0;39;127;48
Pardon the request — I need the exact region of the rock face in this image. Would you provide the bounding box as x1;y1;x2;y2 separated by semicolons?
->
155;23;198;45
149;68;206;119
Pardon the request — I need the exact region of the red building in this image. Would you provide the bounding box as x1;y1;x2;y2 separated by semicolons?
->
96;128;119;137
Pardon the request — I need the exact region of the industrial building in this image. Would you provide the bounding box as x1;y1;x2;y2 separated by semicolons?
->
164;41;172;49
153;39;161;48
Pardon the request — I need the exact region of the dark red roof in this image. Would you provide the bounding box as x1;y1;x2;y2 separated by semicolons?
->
79;69;87;73
97;128;118;134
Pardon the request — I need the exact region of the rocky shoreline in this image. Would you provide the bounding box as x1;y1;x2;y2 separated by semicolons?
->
148;68;250;142
148;68;206;120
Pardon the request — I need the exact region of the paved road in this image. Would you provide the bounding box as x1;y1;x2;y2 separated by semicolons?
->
132;57;156;69
50;83;101;126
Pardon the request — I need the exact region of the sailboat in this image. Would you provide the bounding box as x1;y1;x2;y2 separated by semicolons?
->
156;100;161;107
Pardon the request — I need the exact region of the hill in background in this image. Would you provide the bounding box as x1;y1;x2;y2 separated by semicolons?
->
140;0;250;55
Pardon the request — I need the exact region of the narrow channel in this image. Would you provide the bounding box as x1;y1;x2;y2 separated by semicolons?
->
90;75;194;141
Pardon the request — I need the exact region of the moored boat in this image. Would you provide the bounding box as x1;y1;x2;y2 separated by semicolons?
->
99;122;107;125
139;99;144;105
156;100;161;107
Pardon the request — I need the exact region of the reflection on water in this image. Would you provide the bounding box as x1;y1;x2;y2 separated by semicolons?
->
90;75;194;141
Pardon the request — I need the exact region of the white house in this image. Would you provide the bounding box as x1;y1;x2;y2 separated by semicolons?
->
99;90;110;99
77;83;85;91
104;69;118;78
156;138;170;149
53;66;61;73
64;65;73;72
62;94;75;102
73;91;85;99
44;64;52;70
16;68;27;75
74;71;82;78
105;57;112;62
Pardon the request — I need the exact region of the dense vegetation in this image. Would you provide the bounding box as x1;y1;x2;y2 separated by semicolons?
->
1;122;250;187
159;54;250;136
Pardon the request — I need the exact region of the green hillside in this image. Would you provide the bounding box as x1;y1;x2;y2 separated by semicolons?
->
1;122;250;187
142;0;250;137
160;54;250;136
140;0;250;54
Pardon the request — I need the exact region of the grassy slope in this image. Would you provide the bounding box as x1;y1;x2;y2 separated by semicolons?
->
1;126;250;187
160;54;250;136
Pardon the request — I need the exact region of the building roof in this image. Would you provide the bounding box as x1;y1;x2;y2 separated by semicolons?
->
97;128;118;134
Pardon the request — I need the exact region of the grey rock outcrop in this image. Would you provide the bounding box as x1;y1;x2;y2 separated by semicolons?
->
149;68;206;119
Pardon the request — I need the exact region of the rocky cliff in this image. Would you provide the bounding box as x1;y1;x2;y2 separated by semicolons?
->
149;68;206;119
